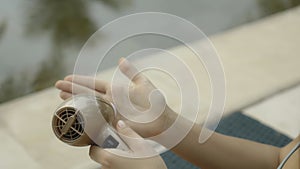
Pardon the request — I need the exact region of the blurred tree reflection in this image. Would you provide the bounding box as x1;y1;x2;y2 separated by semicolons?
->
26;0;130;93
0;76;19;103
0;72;32;103
0;19;7;41
31;44;66;91
26;0;97;46
0;0;131;103
258;0;300;16
26;0;131;46
94;0;132;10
25;0;100;94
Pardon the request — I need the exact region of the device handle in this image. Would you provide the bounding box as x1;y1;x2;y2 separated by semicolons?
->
101;127;130;151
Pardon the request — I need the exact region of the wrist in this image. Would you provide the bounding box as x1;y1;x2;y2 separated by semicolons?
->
159;106;177;134
114;105;177;138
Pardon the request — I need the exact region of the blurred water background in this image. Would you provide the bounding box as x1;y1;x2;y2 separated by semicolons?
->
0;0;299;103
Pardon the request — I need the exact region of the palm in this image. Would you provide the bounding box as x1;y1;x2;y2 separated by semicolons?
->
55;58;169;137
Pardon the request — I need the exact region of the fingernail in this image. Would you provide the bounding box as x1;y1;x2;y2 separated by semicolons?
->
121;57;129;64
117;120;126;128
119;57;125;63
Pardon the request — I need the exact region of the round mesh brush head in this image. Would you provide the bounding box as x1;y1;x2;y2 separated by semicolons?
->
52;95;116;146
52;107;92;146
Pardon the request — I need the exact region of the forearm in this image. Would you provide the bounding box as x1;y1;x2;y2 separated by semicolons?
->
161;110;280;169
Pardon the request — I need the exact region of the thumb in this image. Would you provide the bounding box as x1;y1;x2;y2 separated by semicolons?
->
116;120;147;152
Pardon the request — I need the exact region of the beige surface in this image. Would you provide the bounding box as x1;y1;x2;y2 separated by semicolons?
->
0;88;100;169
244;84;300;139
0;7;300;168
212;7;300;113
0;127;40;169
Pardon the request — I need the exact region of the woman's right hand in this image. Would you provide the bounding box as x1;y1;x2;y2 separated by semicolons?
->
89;120;168;169
55;58;176;138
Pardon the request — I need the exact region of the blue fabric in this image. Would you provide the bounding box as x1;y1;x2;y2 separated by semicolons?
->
161;112;292;169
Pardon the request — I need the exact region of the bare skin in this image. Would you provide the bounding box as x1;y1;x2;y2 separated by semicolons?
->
55;58;299;169
279;136;299;169
89;120;167;169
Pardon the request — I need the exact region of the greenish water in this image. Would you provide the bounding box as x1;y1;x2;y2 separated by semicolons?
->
0;0;299;103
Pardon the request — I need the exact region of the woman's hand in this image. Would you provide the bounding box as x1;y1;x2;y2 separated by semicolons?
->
55;58;176;138
89;120;167;169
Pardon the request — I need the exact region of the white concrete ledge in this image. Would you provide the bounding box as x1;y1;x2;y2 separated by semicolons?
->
244;84;300;139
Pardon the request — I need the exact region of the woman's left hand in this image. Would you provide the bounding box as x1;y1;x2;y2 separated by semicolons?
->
89;120;167;169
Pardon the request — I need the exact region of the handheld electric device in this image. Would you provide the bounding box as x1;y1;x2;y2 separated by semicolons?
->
52;94;129;150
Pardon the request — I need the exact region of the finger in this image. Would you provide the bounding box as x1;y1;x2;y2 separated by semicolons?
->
55;80;101;96
64;75;109;93
116;120;146;152
104;148;131;157
89;145;112;166
118;58;147;84
59;91;72;100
